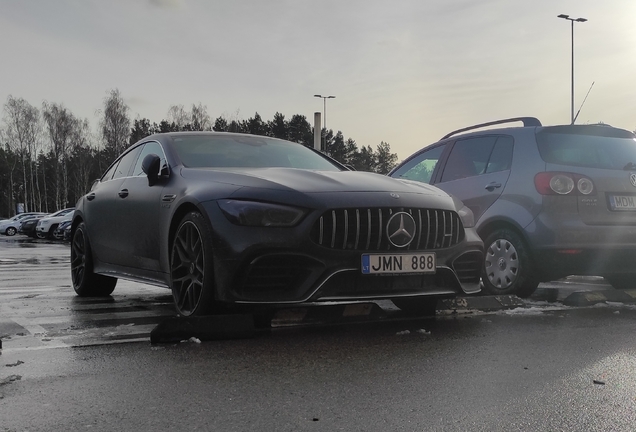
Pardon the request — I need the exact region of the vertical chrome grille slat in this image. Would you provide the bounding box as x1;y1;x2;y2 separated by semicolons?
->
365;209;372;250
376;209;383;250
343;210;349;249
330;211;336;248
434;211;439;248
454;213;459;245
443;211;448;248
426;210;431;249
417;210;422;249
354;209;360;249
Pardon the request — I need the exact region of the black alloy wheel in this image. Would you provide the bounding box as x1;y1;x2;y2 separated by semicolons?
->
71;222;117;296
171;212;216;317
482;228;538;298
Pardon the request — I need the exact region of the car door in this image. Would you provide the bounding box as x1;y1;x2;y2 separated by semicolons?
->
435;135;513;222
84;146;142;267
115;141;169;272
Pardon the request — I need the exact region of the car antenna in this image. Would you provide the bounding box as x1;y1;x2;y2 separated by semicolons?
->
572;81;595;125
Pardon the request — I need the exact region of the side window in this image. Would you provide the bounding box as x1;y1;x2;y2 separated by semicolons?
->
391;144;446;184
132;142;167;176
112;147;142;180
101;162;119;182
485;136;514;173
440;136;497;182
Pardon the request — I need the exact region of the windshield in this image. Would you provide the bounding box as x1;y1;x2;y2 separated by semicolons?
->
537;128;636;170
171;135;342;171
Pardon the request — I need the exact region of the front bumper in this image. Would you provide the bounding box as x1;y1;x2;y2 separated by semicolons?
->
200;201;484;305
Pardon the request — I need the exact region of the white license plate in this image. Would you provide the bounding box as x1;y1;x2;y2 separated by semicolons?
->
610;195;636;211
361;253;436;275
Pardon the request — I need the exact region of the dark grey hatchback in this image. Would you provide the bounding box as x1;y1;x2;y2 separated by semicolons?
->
71;132;483;317
390;117;636;297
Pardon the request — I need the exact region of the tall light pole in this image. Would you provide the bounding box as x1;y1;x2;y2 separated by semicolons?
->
557;14;587;124
314;94;335;129
313;95;335;152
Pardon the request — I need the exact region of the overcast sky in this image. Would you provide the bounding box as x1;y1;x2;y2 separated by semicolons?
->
1;0;634;160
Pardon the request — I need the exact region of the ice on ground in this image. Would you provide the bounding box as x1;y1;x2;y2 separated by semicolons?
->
500;306;556;316
180;337;202;344
593;301;636;311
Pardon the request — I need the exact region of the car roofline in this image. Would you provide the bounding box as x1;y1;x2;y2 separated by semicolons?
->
440;117;542;140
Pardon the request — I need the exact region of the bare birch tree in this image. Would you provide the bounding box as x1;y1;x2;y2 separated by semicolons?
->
167;104;189;129
42;102;74;210
191;103;211;131
3;96;42;212
100;89;131;162
69;118;96;201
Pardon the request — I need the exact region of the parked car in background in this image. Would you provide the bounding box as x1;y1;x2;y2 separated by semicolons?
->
0;212;48;236
36;208;74;239
390;117;636;297
71;132;483;317
53;220;72;241
19;214;48;238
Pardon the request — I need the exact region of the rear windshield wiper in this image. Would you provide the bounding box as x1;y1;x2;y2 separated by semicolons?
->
624;162;636;170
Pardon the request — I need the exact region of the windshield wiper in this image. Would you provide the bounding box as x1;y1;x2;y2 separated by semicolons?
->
624;162;636;170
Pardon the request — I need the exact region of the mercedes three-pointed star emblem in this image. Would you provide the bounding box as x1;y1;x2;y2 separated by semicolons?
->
386;212;417;248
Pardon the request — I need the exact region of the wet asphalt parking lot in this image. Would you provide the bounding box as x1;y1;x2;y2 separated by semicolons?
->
2;236;636;431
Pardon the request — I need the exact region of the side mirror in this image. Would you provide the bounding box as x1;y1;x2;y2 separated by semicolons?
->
142;154;161;186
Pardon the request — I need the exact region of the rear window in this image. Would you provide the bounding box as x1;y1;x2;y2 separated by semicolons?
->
537;126;636;170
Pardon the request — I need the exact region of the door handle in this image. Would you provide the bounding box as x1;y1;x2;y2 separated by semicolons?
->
118;189;129;198
485;182;502;192
86;193;96;201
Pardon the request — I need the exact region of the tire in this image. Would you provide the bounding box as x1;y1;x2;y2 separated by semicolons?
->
604;275;633;290
71;222;117;296
5;227;16;236
47;225;58;239
36;231;47;239
482;228;538;297
170;211;217;317
392;297;438;316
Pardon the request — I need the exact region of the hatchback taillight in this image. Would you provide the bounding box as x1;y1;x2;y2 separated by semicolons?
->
534;172;596;195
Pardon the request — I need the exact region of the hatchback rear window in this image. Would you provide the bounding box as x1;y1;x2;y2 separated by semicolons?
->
537;126;636;170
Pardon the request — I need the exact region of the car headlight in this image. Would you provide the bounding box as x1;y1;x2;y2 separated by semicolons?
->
457;205;475;228
451;195;475;228
217;200;306;227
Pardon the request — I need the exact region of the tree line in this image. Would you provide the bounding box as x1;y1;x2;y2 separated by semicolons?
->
0;89;398;218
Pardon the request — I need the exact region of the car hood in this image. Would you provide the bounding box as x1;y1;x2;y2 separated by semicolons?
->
181;167;446;196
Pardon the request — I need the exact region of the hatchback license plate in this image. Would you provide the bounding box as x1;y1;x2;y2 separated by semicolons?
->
610;195;636;211
361;253;436;274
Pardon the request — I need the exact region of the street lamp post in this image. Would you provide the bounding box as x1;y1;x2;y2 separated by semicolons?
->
557;14;587;124
314;95;335;151
314;94;335;131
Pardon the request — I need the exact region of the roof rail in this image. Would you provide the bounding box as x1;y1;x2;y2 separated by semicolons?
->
440;117;542;140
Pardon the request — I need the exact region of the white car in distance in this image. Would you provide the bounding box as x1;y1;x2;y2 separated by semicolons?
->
36;208;75;239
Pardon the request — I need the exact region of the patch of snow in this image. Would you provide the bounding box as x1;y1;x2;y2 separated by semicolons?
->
500;307;549;316
396;330;410;336
416;329;431;335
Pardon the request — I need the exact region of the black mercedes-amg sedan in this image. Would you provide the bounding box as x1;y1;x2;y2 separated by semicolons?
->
71;132;483;317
